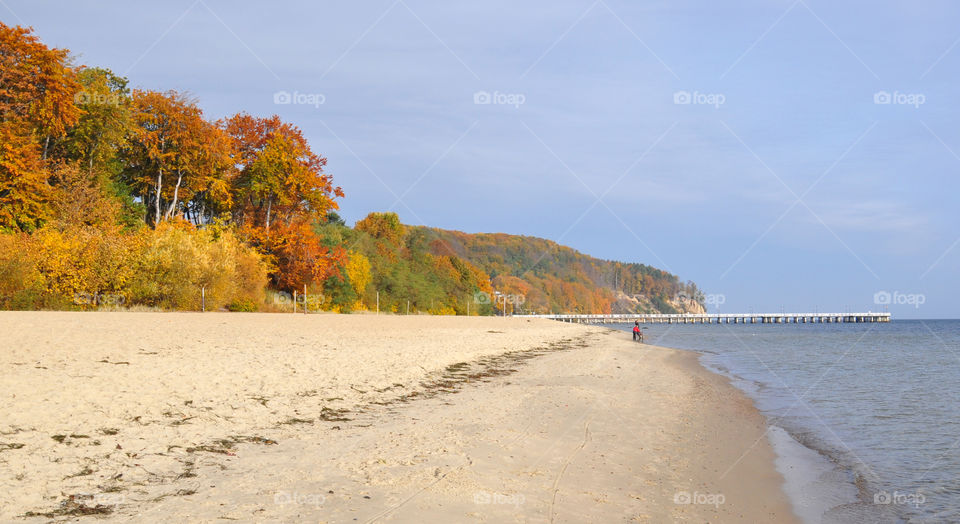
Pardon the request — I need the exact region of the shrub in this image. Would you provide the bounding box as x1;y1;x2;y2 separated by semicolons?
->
0;233;46;309
227;298;258;312
126;224;269;310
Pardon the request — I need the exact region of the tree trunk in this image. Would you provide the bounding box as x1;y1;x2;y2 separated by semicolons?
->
165;170;183;220
88;132;103;175
265;196;273;232
154;167;163;228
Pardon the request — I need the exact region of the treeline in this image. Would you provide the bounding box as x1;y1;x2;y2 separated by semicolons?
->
314;212;495;314
0;22;346;310
0;23;700;314
416;227;704;314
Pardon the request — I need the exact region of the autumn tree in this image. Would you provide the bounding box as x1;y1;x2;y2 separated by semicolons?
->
344;251;371;308
0;23;81;231
48;162;120;229
220;114;345;291
0;125;49;231
57;67;131;175
355;211;406;262
0;22;81;150
264;220;346;292
222;113;342;232
123;90;233;226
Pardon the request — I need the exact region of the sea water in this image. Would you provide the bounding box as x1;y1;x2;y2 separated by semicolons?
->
612;319;960;523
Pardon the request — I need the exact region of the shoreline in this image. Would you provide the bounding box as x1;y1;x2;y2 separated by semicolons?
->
1;312;797;522
611;322;899;523
696;353;867;523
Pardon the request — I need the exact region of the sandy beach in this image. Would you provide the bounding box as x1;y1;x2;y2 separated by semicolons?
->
0;312;797;522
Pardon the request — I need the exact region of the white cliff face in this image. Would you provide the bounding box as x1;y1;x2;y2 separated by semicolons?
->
610;292;706;314
671;296;707;314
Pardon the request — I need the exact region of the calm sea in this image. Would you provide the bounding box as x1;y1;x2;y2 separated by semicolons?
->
612;319;960;523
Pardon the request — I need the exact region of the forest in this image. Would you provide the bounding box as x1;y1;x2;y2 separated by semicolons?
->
0;22;702;314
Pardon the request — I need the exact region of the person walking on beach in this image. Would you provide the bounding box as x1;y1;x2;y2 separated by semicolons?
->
633;321;643;342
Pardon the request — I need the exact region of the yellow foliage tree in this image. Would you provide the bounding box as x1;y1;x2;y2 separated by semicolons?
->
344;251;371;309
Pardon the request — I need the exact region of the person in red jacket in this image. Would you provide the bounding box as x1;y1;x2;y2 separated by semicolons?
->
632;321;643;342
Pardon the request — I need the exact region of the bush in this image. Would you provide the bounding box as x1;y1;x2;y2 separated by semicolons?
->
227;298;258;312
126;224;269;310
0;233;46;309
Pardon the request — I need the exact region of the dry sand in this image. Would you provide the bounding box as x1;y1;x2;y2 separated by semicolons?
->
0;312;798;522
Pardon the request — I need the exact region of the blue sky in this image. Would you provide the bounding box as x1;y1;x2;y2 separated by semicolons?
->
5;0;959;318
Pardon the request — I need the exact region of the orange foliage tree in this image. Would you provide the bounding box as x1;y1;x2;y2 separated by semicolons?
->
0;22;80;145
222;114;342;231
222;114;345;290
0;22;81;231
258;220;346;292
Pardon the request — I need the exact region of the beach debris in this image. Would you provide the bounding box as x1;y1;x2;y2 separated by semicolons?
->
280;417;314;425
22;494;115;518
98;359;130;365
0;442;25;452
175;459;197;479
65;466;95;479
150;488;197;503
318;407;351;422
186;435;277;455
231;435;278;446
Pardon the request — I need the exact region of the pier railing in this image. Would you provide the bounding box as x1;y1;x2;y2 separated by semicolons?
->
513;312;891;324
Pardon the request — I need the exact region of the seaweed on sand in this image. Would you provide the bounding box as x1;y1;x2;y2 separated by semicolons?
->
279;417;314;425
186;435;278;454
318;407;351;422
22;494;115;518
0;442;24;452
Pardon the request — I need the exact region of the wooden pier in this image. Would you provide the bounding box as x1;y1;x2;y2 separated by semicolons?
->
514;312;891;325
